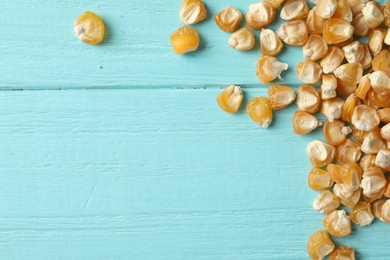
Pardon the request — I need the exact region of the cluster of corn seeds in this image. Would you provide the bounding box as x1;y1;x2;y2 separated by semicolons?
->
171;0;390;259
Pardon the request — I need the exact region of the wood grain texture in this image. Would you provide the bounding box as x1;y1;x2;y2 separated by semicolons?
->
0;89;389;259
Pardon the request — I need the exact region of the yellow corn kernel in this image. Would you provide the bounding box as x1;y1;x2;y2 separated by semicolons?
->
336;139;362;165
327;163;343;183
372;50;390;75
351;13;370;36
308;168;334;190
366;88;390;108
307;230;335;260
323;120;351;146
378;108;390;124
328;246;355;260
260;29;284;56
267;85;296;110
385;2;390;27
358;44;372;70
342;94;360;123
316;0;337;18
375;149;390;171
180;0;207;25
170;26;200;54
347;0;367;16
321;74;337;100
342;41;363;64
246;1;276;30
307;140;335;168
214;6;242;32
381;200;390;223
361;166;386;200
296;60;323;84
361;1;384;28
351;105;380;132
73;11;105;45
333;0;353;21
313;190;340;214
354;74;371;100
381;123;390;141
336;78;357;97
361;129;386;155
373;199;386;221
323;210;352;237
228;28;255;51
303;35;328;61
247;97;273;128
266;0;286;8
216;85;243;113
351;201;374;226
320;47;345;74
369;71;390;96
293;111;321;135
256;56;288;84
276;20;308;46
339;163;362;194
334;185;361;208
306;8;327;35
385;177;390;197
360;155;376;171
323;18;354;44
321;97;344;122
368;28;386;56
280;0;309;20
296;85;321;113
385;28;390;45
333;63;363;86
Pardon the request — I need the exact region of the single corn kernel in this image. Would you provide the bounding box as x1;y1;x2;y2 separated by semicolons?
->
378;108;390;124
321;74;338;100
333;0;353;22
247;97;273;128
361;129;386;155
323;120;351;146
372;199;386;221
73;11;105;45
323;210;352;237
214;6;242;32
303;35;329;61
308;168;334;190
307;230;335;260
333;63;363;86
216;85;243;113
267;85;296;110
352;126;366;143
339;163;362;194
372;50;390;76
385;2;390;27
316;0;337;18
342;41;363;64
351;105;380;132
321;97;344;122
354;74;371;100
347;0;368;16
351;201;374;226
313;190;340;214
328;246;355;260
256;56;288;84
360;155;376;171
296;85;321;113
381;123;390;141
334;185;361;208
381;200;390;223
351;13;370;36
228;28;255;51
358;44;372;70
293;111;321;135
336;139;362;165
170;26;200;54
307;140;336;168
296;60;323;84
369;71;390;96
327;163;343;183
280;0;309;20
276;20;308;46
361;166;386;200
306;8;327;35
246;2;276;30
385;28;390;45
320;47;345;74
361;1;384;28
342;94;361;124
260;29;284;56
375;149;390;171
366;88;390;108
336;78;357;97
180;0;207;25
266;0;286;8
368;28;386;56
385;177;390;197
323;18;354;44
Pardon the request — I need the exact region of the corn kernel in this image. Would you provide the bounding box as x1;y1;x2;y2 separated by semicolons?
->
321;97;344;122
321;74;338;100
170;26;200;54
316;0;337;18
385;177;390;197
334;185;361;208
354;74;371;100
307;230;335;260
352;126;366;143
307;140;336;168
372;199;386;221
385;28;390;45
378;108;390;124
351;13;370;36
313;190;340;214
372;50;390;76
333;0;353;22
280;0;309;20
323;120;351;146
73;11;105;45
333;63;363;86
260;29;284;56
347;0;368;16
328;246;355;260
320;47;345;74
361;166;386;200
296;60;323;84
361;129;385;155
246;2;276;30
303;35;329;61
256;56;288;84
247;97;273;128
296;85;321;113
375;149;390;171
327;163;343;183
336;78;357;97
385;2;390;27
214;6;242;32
323;210;352;237
267;85;296;110
306;8;327;35
323;18;354;44
342;41;363;64
342;94;360;123
308;168;334;190
228;28;255;51
266;0;286;8
339;163;362;194
358;44;372;70
361;1;384;28
368;28;386;56
293;111;321;135
360;155;376;171
351;201;374;226
381;200;390;223
369;71;390;96
351;105;380;132
336;139;362;165
381;123;390;141
276;20;308;46
180;0;207;25
366;88;390;108
216;85;243;113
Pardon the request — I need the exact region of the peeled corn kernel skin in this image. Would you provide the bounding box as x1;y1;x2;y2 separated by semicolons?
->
307;140;336;168
170;26;200;54
351;105;380;132
247;97;273;128
323;120;348;146
316;0;337;18
293;110;321;135
322;210;352;237
336;139;362;165
306;8;327;35
320;47;345;74
361;1;384;28
256;56;288;84
296;60;323;84
216;85;243;113
296;85;321;114
276;20;308;46
260;29;284;56
351;201;374;226
321;97;344;122
228;28;255;51
328;246;355;260
323;18;354;44
214;6;242;32
73;11;105;45
308;168;334;190
267;85;296;110
307;230;335;259
303;35;329;61
280;0;309;20
246;1;276;30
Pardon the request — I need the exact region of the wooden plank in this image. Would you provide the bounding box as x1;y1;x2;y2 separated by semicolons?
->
0;89;388;259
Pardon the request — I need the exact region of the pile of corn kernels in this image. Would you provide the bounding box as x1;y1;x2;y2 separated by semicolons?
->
170;0;390;259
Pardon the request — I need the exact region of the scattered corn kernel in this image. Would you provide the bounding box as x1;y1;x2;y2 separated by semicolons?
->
359;44;373;70
247;97;273;128
308;168;334;190
296;85;321;113
280;0;309;20
385;177;390;198
260;29;284;56
321;97;344;122
316;0;337;18
306;8;327;35
180;0;207;25
320;47;345;74
328;246;355;260
361;129;386;155
360;155;377;171
303;35;329;61
333;63;363;86
256;56;288;84
333;0;353;22
228;28;255;51
323;120;350;146
296;60;323;84
354;74;371;100
366;88;390;108
378;108;390;124
313;190;340;214
266;0;286;8
323;209;352;237
321;74;338;100
73;11;105;45
323;18;354;44
293;111;321;135
343;41;363;64
342;94;360;123
328;163;343;183
351;201;374;226
307;140;336;168
375;149;390;171
372;50;390;76
170;26;200;54
336;139;362;165
307;230;335;260
246;1;276;29
214;6;242;32
373;199;386;221
361;166;386;200
347;0;367;16
267;85;296;110
385;28;390;45
216;85;243;113
381;123;390;141
351;13;370;36
337;78;358;97
334;184;361;208
368;28;386;56
351;105;380;132
276;20;308;46
361;1;384;28
352;126;366;143
369;71;390;96
385;2;390;27
381;200;390;223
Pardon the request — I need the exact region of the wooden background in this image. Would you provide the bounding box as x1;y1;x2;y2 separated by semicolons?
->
0;0;388;259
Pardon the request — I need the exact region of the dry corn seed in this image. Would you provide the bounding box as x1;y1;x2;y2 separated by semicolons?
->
352;126;366;143
303;35;329;61
228;28;255;51
362;1;384;28
260;29;284;56
256;56;288;84
385;2;390;27
266;0;286;8
180;0;207;25
267;85;296;110
320;47;345;74
385;28;390;45
321;74;338;100
336;78;358;97
327;163;343;183
352;13;370;36
385;177;390;197
381;123;390;141
296;60;323;84
368;28;387;56
342;94;360;123
343;41;363;64
359;44;373;70
246;1;276;29
354;74;371;100
214;6;242;32
373;199;386;221
323;209;352;237
216;85;243;113
323;120;351;146
369;71;390;96
328;246;355;260
351;201;374;226
308;168;334;190
382;200;390;223
351;105;380;132
333;63;363;86
366;88;390;108
316;0;337;18
307;230;335;259
323;18;354;44
247;97;273;128
336;139;362;165
313;190;340;214
378;108;390;124
73;11;105;45
293;111;322;135
333;0;353;22
361;166;386;200
170;26;200;54
296;85;321;113
334;185;361;208
347;0;368;16
307;140;336;168
375;149;390;171
321;97;344;122
360;154;377;171
339;163;363;194
276;20;308;46
306;8;327;35
361;129;386;154
372;50;390;75
280;0;310;20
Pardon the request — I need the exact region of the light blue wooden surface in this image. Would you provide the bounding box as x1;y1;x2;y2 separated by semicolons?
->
0;0;389;259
